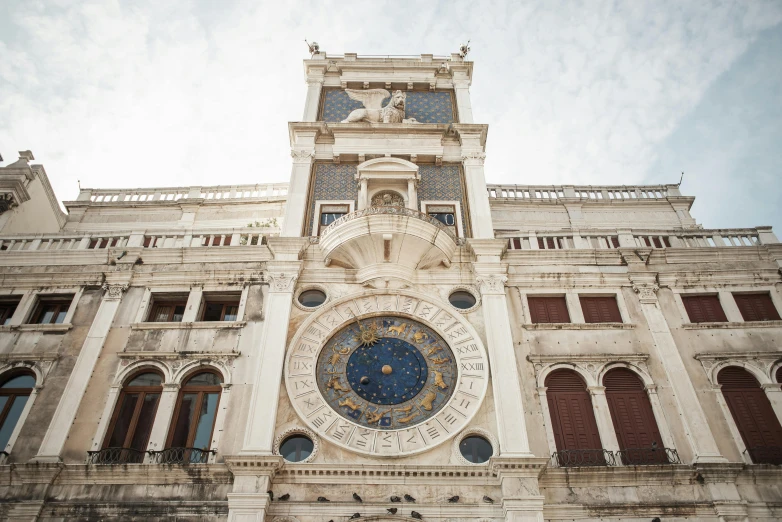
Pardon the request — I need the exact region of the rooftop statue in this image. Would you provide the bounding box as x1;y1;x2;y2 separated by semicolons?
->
341;89;418;124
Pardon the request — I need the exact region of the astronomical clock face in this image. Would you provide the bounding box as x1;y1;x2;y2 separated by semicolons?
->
317;317;457;429
285;292;488;457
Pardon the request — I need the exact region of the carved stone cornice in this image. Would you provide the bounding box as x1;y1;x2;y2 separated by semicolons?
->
267;272;298;293
224;455;285;476
290;149;316;164
475;274;507;295
102;283;128;301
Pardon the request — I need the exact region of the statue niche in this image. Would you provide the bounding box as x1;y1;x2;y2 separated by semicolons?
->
370;191;405;208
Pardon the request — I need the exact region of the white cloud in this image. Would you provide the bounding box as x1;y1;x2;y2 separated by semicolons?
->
0;0;780;229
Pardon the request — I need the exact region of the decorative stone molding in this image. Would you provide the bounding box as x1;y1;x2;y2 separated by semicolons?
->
452;427;498;465
272;427;319;464
272;517;300;522
475;275;507;295
527;353;651;388
293;284;330;311
461;151;486;165
0;193;17;215
290;149;315;163
370;190;405;208
632;282;659;303
695;351;782;386
267;272;298;293
102;283;128;301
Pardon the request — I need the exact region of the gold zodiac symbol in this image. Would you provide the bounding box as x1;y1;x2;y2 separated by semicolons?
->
366;408;389;424
339;397;361;411
398;413;417;423
394;404;413;414
394;405;417;424
430;356;449;365
328;352;342;366
420;391;437;411
426;345;443;356
412;330;429;343
432;370;448;389
327;375;350;393
387;323;408;336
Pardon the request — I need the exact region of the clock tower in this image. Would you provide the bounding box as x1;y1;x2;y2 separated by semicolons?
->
227;49;544;522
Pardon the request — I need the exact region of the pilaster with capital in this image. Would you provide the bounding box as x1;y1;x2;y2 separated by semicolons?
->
458;129;493;238
34;282;129;462
629;275;725;463
281;128;317;237
240;238;307;455
470;240;533;457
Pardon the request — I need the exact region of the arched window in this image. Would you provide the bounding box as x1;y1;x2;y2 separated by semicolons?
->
101;371;163;463
718;367;782;464
166;371;222;463
0;371;35;452
776;365;782;384
604;368;668;464
545;369;606;466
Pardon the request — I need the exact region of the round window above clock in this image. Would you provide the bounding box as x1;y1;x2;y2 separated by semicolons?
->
284;291;489;457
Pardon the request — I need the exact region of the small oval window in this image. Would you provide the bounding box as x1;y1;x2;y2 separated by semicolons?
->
298;289;327;308
280;434;314;462
449;291;476;310
459;435;493;463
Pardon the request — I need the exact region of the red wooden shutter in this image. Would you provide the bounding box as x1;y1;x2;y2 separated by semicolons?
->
528;297;570;323
604;369;666;463
718;367;782;464
681;295;728;323
545;370;602;452
734;293;780;321
580;296;622;323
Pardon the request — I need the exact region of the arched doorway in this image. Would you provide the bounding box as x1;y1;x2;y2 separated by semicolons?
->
718;366;782;464
545;369;606;466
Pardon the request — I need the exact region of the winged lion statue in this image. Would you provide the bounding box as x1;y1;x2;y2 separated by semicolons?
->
340;89;419;124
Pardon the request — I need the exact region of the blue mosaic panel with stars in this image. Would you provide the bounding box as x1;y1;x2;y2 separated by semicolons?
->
316;316;457;430
321;89;455;124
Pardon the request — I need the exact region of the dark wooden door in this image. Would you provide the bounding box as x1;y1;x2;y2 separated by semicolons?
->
604;368;667;464
545;370;603;464
718;367;782;464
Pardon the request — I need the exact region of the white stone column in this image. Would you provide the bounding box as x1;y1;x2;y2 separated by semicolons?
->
359;177;369;210
33;283;128;462
226;456;283;522
302;79;323;122
144;383;180;458
631;280;725;463
407;178;417;210
462;151;494;239
240;271;298;454
280;142;316;238
492;459;547;522
762;383;782;424
453;78;473;123
588;386;620;453
536;387;558;455
476;273;533;457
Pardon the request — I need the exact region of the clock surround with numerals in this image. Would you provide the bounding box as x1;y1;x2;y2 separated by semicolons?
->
284;290;489;457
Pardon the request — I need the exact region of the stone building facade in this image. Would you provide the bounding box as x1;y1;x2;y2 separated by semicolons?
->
0;51;781;521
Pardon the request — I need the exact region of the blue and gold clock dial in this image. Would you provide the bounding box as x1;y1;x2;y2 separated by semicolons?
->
316;316;457;429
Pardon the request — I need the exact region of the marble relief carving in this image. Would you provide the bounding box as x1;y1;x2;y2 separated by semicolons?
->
341;90;419;124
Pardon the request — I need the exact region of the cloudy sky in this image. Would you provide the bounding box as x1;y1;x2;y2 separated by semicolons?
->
1;0;780;229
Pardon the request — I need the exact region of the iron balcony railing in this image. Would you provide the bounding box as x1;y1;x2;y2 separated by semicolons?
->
320;206;457;240
87;447;216;465
551;449;616;467
551;447;682;467
87;447;146;464
148;447;216;464
616;447;681;465
743;446;782;465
